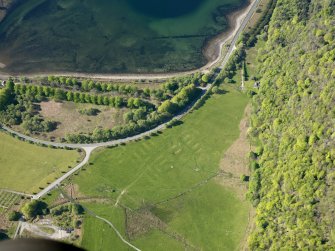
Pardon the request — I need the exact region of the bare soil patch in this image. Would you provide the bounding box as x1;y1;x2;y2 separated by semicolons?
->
38;100;128;140
216;103;251;200
126;208;166;240
219;104;251;178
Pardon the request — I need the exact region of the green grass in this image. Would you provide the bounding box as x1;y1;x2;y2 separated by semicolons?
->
0;132;80;194
81;203;129;251
75;85;250;250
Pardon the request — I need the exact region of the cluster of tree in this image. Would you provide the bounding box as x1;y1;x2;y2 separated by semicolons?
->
65;111;171;143
14;84;155;110
66;84;201;143
158;84;201;115
0;80;15;111
123;108;148;123
8;211;21;221
216;44;246;83
41;74;203;102
21;200;48;219
0;95;56;134
240;0;277;47
50;203;84;229
247;0;335;249
22;115;57;133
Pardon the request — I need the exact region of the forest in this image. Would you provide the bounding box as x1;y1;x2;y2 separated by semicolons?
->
247;0;335;249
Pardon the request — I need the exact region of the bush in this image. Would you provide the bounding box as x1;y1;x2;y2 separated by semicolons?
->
79;108;100;116
8;211;21;221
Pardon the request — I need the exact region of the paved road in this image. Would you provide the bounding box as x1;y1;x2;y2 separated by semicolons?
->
1;0;261;199
32;146;95;200
218;0;261;71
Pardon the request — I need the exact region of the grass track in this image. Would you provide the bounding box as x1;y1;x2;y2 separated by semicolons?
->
76;85;250;250
81;203;130;251
0;132;79;194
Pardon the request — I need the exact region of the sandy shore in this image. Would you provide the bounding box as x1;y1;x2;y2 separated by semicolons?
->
0;0;256;81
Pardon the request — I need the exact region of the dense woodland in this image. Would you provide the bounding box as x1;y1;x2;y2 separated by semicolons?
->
247;0;335;249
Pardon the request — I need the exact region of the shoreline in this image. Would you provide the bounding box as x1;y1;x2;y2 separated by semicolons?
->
0;0;256;81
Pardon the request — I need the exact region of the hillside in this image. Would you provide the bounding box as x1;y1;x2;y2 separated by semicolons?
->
248;0;335;249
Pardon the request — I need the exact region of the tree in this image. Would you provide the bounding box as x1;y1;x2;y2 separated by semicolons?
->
158;100;178;114
8;211;21;221
72;204;84;215
54;89;66;100
21;200;47;219
201;74;210;83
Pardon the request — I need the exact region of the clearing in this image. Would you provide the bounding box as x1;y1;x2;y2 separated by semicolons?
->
38;100;127;140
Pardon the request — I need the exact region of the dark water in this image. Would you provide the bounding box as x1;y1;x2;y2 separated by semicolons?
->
127;0;205;18
0;0;244;74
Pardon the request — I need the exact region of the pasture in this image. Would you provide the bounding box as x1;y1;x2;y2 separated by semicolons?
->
75;85;251;250
0;132;80;194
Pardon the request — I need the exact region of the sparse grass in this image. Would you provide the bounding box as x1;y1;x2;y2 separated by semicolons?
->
75;85;251;250
12;100;128;142
0;132;80;194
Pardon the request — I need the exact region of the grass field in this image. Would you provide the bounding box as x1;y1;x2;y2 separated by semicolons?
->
81;203;130;251
0;132;80;194
74;85;251;250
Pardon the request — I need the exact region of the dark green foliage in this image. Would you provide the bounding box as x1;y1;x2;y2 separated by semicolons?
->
0;80;15;111
8;211;21;221
22;115;57;133
72;204;84;215
248;0;335;249
241;0;278;47
21;200;47;219
50;204;82;229
0;232;9;240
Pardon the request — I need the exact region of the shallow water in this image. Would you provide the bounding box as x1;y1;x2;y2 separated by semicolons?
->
0;0;244;74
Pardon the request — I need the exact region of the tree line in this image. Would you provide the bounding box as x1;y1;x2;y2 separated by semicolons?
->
14;84;155;110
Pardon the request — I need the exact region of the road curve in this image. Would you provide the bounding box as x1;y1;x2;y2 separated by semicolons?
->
0;0;260;150
1;88;209;150
1;0;260;199
32;146;95;200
